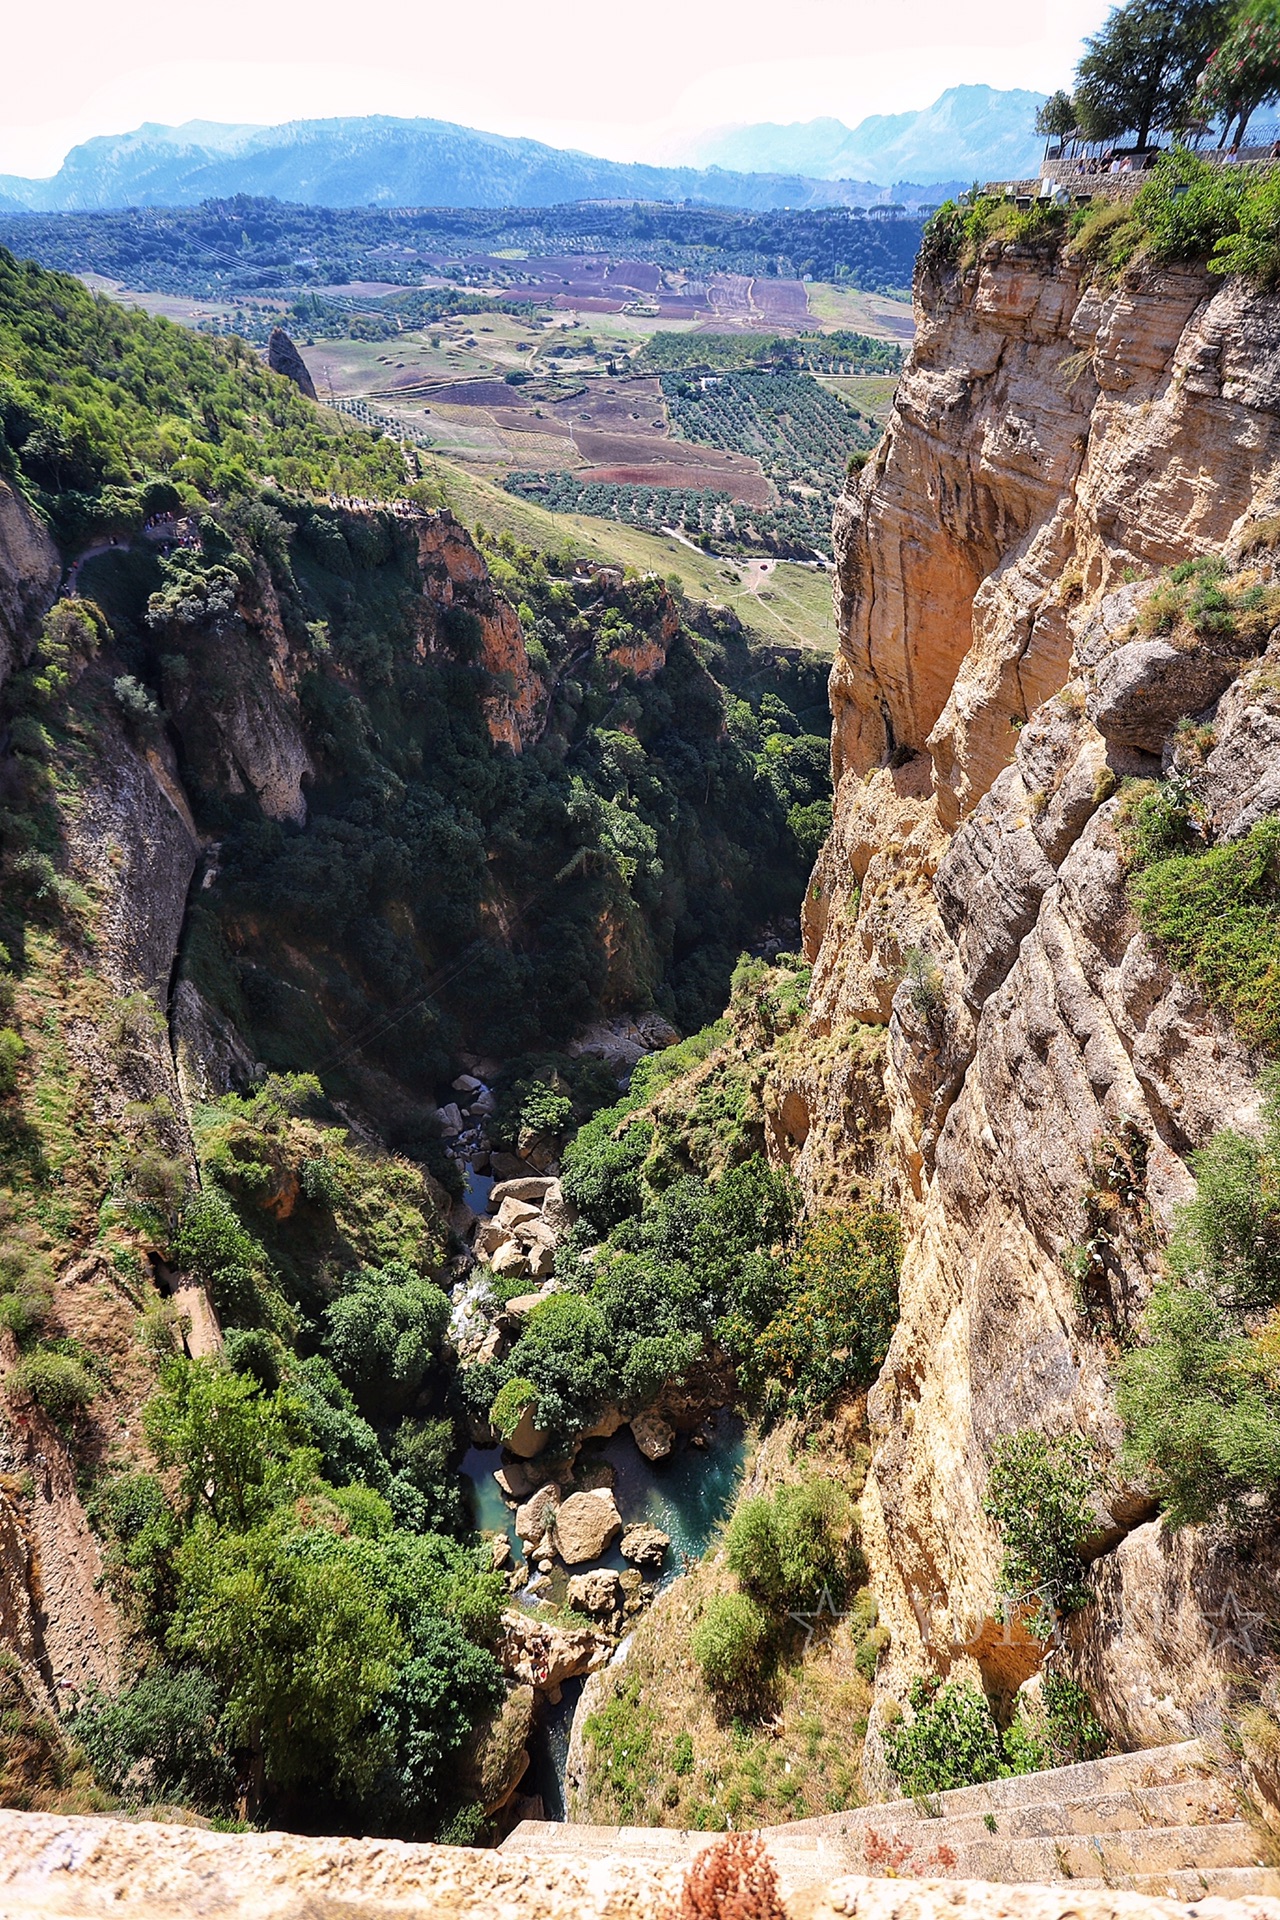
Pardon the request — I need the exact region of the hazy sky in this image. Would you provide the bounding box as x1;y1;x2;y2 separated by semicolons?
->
3;0;1111;179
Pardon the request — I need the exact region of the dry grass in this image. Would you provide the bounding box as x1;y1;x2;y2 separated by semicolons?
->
572;1411;875;1833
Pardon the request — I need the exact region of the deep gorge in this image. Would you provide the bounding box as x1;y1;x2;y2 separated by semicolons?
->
1;201;1280;1880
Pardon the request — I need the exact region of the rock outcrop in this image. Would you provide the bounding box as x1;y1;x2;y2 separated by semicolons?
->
0;477;59;691
800;235;1280;1775
266;328;318;401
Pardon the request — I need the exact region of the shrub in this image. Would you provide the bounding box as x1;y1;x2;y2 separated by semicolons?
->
6;1350;96;1423
724;1478;852;1615
883;1677;1007;1795
561;1114;654;1232
691;1591;771;1696
743;1207;899;1417
1003;1673;1107;1774
983;1430;1097;1636
0;1027;23;1096
1131;817;1280;1053
490;1376;538;1439
663;1831;787;1920
74;1666;235;1809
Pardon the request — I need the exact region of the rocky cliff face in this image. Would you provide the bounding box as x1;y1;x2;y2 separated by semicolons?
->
800;240;1280;1777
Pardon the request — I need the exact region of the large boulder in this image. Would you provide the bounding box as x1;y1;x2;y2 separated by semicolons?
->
456;1682;533;1814
506;1403;549;1460
620;1524;670;1572
499;1610;611;1690
553;1489;622;1565
630;1408;674;1461
267;327;317;400
489;1176;556;1206
566;1568;623;1617
497;1196;541;1231
490;1239;529;1279
1086;638;1236;753
515;1483;560;1552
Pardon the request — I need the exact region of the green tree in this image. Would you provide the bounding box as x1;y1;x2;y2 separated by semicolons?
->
983;1430;1098;1635
324;1261;450;1414
168;1515;406;1794
1036;88;1078;140
1074;0;1229;145
1199;0;1280;145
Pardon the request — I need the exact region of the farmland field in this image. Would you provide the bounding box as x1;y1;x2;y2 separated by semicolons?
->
18;200;918;648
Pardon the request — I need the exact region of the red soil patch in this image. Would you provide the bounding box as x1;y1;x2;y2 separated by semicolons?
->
580;464;774;507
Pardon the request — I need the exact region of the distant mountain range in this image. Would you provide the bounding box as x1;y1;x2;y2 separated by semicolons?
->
690;87;1048;188
0;90;1042;215
0;117;894;215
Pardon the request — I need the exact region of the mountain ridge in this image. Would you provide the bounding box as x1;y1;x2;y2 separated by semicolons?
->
0;92;1039;213
689;84;1047;186
0;114;888;214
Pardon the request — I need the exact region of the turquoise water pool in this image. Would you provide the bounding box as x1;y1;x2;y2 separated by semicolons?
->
460;1409;748;1819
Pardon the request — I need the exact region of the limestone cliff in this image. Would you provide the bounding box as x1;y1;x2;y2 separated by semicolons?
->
799;237;1280;1777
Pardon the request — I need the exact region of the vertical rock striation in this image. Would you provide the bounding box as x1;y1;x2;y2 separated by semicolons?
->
801;236;1280;1778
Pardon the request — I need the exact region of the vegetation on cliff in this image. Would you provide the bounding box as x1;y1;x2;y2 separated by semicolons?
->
0;250;843;1835
922;150;1280;289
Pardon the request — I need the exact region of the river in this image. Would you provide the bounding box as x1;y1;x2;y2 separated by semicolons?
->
460;1409;748;1817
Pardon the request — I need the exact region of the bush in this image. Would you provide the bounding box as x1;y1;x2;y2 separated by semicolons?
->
1131;817;1280;1054
74;1666;235;1808
6;1349;96;1422
741;1207;899;1417
691;1591;771;1695
0;1026;23;1096
883;1677;1007;1795
983;1430;1097;1636
724;1477;851;1615
561;1114;654;1232
489;1376;538;1440
1004;1674;1107;1774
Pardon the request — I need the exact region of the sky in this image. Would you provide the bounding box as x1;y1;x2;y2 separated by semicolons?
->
1;0;1113;181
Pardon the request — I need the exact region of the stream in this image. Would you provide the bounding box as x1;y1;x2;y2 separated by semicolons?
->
461;1413;748;1817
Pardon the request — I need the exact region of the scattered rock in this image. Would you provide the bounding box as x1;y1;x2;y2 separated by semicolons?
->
453;1073;484;1093
497;1196;541;1231
490;1240;529;1279
513;1215;556;1250
620;1524;669;1571
474;1220;512;1258
566;1568;623;1617
489;1534;513;1572
542;1180;578;1238
630;1408;675;1461
489;1152;527;1180
504;1292;545;1318
526;1244;555;1280
494;1456;544;1501
438;1102;465;1135
515;1483;560;1552
553;1489;622;1565
489;1176;556;1206
582;1405;626;1440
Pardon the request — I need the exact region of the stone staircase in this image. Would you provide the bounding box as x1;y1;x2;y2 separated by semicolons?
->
500;1739;1280;1902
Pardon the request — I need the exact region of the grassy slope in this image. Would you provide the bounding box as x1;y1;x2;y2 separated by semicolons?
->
420;454;836;655
572;1406;875;1831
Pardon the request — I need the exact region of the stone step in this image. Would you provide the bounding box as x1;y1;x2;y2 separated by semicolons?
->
786;1779;1243;1858
792;1821;1266;1887
766;1740;1214;1842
